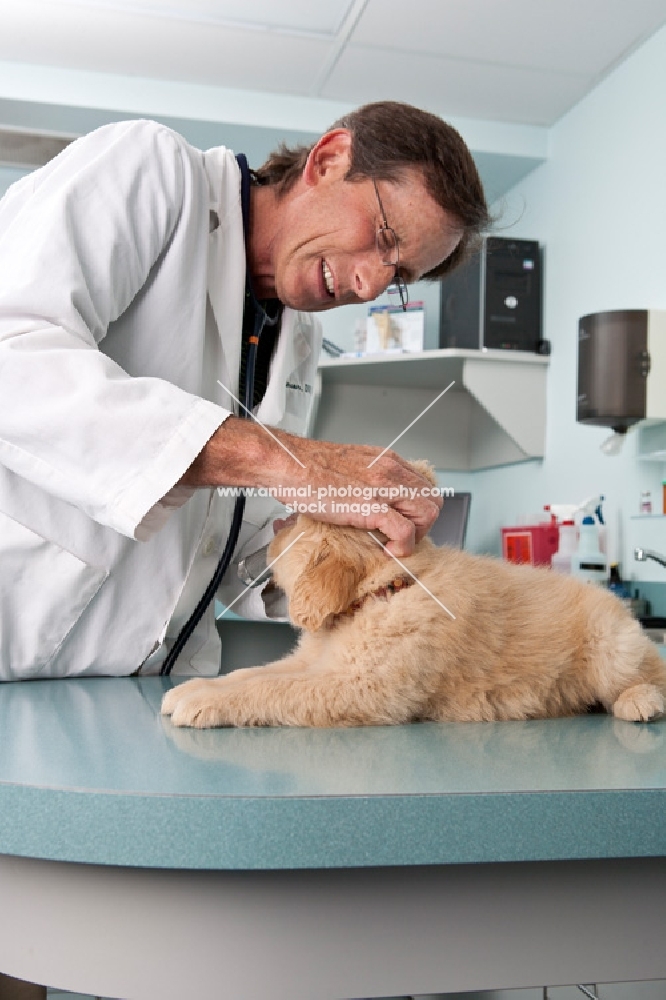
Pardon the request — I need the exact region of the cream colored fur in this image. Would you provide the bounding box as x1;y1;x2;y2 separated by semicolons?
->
162;467;666;729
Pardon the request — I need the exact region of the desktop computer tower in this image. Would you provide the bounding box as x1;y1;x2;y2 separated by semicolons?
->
439;236;546;353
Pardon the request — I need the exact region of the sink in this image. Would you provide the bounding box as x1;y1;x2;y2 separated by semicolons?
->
639;616;666;645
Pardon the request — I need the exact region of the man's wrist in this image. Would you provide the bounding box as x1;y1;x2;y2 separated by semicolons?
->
179;416;303;489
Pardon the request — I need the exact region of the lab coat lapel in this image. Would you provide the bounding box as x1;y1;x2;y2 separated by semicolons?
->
203;147;245;413
256;309;312;429
203;147;319;433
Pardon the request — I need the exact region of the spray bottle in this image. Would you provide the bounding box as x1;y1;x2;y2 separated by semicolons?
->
570;497;608;585
547;496;606;577
550;516;578;574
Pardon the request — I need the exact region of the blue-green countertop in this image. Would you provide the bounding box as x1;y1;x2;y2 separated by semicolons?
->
0;677;665;870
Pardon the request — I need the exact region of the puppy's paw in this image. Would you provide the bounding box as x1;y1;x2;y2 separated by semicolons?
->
612;683;665;723
161;678;233;729
161;679;207;717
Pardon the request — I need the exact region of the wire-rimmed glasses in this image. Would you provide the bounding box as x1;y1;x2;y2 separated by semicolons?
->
372;178;409;312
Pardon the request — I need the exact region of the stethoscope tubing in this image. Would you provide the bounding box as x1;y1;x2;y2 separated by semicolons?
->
160;152;269;677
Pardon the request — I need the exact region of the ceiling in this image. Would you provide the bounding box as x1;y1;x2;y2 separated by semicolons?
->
1;0;666;127
1;0;666;203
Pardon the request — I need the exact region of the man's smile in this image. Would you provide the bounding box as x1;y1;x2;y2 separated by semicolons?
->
321;258;335;298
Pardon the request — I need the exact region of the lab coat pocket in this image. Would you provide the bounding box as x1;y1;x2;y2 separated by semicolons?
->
0;510;108;679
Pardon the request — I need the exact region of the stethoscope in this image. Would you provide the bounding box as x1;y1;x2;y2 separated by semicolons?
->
160;154;279;677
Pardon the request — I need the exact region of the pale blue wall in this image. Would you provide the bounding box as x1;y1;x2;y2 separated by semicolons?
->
0;165;28;197
460;23;666;589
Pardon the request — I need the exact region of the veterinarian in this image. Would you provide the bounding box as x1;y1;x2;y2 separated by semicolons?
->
0;101;489;680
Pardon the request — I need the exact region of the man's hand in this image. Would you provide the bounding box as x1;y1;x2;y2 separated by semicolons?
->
287;436;441;556
179;417;442;557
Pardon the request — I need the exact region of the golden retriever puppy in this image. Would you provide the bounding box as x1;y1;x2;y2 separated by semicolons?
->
162;476;666;730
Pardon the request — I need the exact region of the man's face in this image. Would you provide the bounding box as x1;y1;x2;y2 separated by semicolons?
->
254;131;463;312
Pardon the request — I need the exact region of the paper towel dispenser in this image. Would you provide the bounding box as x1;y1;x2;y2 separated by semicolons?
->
577;309;666;433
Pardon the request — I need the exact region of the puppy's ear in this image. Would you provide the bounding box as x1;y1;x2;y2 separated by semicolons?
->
289;539;363;631
409;459;437;487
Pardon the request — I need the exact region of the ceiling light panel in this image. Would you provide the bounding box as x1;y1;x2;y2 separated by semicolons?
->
0;129;73;169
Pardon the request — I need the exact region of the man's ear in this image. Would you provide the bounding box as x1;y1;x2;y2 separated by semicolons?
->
302;129;352;187
289;539;363;632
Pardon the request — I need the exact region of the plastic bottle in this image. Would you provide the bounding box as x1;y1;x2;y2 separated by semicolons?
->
570;514;608;585
547;495;606;575
608;564;631;604
548;503;580;522
548;495;605;525
551;520;577;574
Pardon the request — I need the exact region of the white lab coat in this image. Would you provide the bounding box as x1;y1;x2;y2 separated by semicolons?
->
0;120;321;680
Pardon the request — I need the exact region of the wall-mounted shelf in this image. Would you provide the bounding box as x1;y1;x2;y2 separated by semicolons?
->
637;422;666;462
312;348;549;471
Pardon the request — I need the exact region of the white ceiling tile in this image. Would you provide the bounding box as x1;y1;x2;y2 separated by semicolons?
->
0;1;332;94
321;45;589;126
62;0;354;35
1;0;666;128
352;0;666;76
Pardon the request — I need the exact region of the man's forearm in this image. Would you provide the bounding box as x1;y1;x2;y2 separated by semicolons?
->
177;414;442;557
178;416;300;489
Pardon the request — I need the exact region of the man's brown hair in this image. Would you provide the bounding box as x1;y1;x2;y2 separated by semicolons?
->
254;100;491;280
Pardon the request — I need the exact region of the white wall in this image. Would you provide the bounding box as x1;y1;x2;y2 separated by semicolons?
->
462;22;666;585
